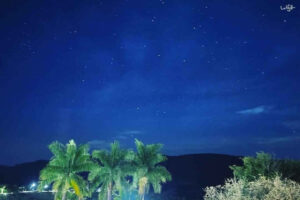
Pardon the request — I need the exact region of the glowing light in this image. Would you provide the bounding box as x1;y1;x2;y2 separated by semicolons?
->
30;182;37;190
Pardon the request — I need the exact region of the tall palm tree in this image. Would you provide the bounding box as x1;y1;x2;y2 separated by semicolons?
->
88;141;133;200
38;140;94;200
133;139;171;200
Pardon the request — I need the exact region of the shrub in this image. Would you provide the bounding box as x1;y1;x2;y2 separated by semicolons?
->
204;175;300;200
230;152;278;182
230;152;300;183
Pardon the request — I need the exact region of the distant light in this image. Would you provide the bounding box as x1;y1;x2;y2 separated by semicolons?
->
30;182;36;189
44;185;48;189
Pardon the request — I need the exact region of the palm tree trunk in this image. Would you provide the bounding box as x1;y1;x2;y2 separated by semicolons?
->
138;192;145;200
62;192;66;200
138;178;147;200
107;182;112;200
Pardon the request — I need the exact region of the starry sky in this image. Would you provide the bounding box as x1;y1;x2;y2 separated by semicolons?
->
0;0;299;165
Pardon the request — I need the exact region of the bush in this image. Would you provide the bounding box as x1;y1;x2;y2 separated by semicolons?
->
230;152;300;183
204;175;300;200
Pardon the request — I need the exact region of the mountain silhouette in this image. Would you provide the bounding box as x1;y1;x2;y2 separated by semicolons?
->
0;154;242;199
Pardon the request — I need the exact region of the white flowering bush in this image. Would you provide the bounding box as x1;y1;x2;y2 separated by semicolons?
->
204;175;300;200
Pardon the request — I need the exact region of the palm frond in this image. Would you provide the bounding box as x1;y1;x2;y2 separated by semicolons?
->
49;141;66;160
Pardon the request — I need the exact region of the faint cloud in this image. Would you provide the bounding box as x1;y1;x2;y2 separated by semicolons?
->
114;135;128;140
114;130;144;140
87;140;110;149
272;107;299;116
237;105;271;115
121;130;143;135
255;136;300;145
88;131;143;149
164;137;242;155
283;120;300;130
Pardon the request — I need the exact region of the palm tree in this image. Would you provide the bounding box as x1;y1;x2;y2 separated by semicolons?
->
88;141;133;200
38;140;94;200
133;139;171;200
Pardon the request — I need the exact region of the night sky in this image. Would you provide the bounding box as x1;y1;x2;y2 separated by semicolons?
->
0;0;299;165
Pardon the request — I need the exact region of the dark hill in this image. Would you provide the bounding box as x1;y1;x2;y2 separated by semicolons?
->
161;154;242;199
0;160;47;186
0;154;242;199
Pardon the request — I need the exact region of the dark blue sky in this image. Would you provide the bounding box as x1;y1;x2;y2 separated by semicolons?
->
0;0;299;165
